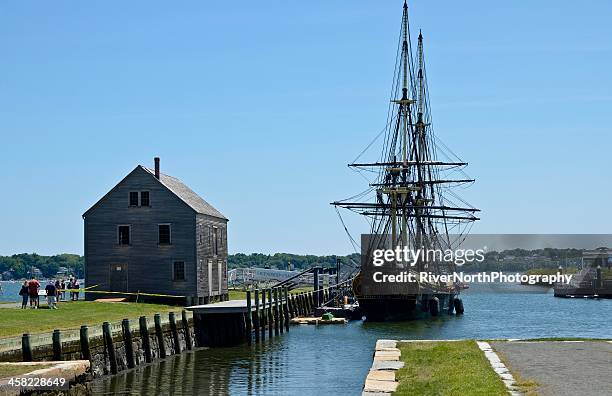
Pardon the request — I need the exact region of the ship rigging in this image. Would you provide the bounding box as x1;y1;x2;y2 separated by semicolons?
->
331;1;480;320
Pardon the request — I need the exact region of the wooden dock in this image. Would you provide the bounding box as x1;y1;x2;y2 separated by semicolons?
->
186;279;354;347
188;299;255;314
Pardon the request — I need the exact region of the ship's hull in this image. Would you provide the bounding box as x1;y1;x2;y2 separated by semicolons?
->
358;292;457;321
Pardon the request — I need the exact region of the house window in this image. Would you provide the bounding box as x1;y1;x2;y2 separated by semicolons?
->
158;224;171;245
140;191;150;206
118;225;130;245
213;227;218;256
208;226;212;250
173;261;185;281
129;192;139;206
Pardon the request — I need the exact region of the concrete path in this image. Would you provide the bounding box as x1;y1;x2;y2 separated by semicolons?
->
491;341;612;396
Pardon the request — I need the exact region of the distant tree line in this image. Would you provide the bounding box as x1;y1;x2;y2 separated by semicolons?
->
228;253;361;270
463;248;585;272
0;253;83;279
484;248;583;260
0;252;361;280
0;248;591;280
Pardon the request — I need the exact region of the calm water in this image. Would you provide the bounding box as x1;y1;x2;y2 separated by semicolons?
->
0;281;23;302
0;281;84;302
90;282;612;395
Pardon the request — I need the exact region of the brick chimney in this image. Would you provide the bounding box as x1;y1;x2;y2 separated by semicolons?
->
154;157;160;179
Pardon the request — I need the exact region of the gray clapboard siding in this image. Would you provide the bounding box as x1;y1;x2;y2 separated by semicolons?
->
83;164;228;303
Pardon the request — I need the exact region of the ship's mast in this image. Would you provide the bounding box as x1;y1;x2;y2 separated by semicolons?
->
331;1;480;269
397;0;412;251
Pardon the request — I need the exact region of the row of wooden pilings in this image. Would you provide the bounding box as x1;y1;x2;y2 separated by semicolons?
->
21;311;192;375
244;279;353;345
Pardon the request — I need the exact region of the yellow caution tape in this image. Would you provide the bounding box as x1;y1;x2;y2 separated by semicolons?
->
84;290;185;298
57;284;184;298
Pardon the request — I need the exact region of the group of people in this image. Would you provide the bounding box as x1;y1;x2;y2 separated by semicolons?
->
18;277;81;309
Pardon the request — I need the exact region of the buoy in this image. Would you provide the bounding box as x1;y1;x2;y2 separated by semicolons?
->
429;297;440;316
453;298;464;315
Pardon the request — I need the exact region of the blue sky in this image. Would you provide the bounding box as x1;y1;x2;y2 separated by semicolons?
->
1;1;611;256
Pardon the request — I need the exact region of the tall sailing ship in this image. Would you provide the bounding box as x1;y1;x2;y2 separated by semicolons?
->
332;1;480;321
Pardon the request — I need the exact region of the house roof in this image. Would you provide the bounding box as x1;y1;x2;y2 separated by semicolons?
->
83;165;227;220
141;166;227;220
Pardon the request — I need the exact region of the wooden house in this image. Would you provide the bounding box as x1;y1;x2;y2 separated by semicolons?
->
83;157;228;305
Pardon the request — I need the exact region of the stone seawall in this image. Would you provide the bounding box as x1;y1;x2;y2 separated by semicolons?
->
0;313;196;377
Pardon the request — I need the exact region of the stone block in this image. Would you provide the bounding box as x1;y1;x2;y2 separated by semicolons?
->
371;360;404;371
364;379;398;393
366;370;395;382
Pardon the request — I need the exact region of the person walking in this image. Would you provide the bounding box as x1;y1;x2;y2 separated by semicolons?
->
45;281;57;309
68;278;74;301
60;279;66;301
72;279;80;301
28;277;40;309
54;279;61;304
19;281;29;309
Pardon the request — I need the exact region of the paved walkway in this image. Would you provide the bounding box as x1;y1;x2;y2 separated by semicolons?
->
491;341;612;396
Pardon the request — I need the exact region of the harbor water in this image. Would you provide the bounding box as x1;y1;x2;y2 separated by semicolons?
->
89;282;612;395
0;281;84;303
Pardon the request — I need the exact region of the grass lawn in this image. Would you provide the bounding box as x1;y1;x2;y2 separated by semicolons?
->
0;363;54;378
0;301;176;338
394;341;508;396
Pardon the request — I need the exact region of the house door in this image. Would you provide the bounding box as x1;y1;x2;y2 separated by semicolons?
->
110;263;128;292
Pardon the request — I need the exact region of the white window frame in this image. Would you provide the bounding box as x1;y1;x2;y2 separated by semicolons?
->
213;226;218;257
207;260;213;295
217;260;223;293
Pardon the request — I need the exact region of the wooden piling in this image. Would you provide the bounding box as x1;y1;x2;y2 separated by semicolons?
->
293;294;299;317
287;293;293;317
122;319;135;368
254;290;260;343
182;310;192;350
139;316;152;363
298;293;305;316
274;287;283;335
283;287;290;331
52;329;62;361
169;312;181;354
308;292;314;314
246;291;252;345
313;268;320;307
261;289;266;341
287;292;295;318
21;333;32;362
102;322;117;375
268;289;273;338
80;326;91;361
302;292;308;314
154;314;166;359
